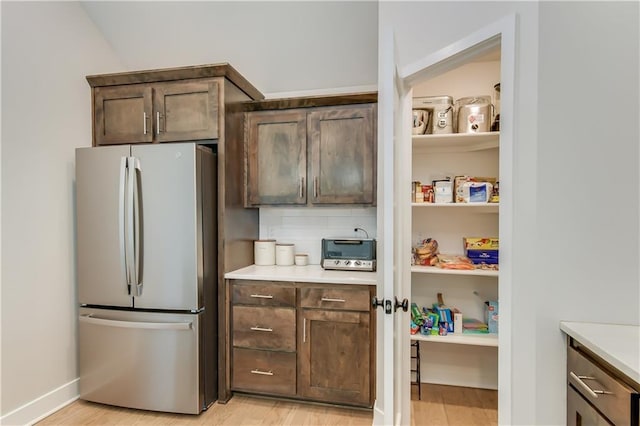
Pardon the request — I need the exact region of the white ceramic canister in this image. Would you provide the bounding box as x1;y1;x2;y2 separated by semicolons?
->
275;243;295;266
254;240;276;265
294;254;309;266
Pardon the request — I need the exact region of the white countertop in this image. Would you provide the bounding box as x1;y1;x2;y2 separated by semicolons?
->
560;321;640;386
224;264;377;285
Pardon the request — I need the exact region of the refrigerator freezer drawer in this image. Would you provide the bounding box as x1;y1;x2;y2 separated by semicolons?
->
79;308;203;414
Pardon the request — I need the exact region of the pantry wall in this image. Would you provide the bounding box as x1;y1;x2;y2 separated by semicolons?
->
409;51;501;389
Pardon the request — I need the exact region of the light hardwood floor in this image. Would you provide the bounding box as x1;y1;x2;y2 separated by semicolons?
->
37;385;497;426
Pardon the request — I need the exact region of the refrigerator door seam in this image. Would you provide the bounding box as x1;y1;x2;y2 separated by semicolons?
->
119;156;131;294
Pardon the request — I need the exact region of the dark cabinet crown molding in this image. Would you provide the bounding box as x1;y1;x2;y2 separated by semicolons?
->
86;63;264;101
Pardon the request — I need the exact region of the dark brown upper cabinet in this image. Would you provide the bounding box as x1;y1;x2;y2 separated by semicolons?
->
92;80;219;146
87;64;264;146
245;103;377;207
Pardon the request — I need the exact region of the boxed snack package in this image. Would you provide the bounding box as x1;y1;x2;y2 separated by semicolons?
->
464;237;499;265
454;176;498;203
484;301;499;333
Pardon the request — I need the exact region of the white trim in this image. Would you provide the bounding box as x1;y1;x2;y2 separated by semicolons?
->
263;84;377;100
395;13;517;426
0;378;79;426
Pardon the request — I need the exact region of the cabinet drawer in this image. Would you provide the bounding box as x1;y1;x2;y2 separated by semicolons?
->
300;286;371;311
232;348;296;397
567;345;638;426
232;281;295;307
233;306;295;351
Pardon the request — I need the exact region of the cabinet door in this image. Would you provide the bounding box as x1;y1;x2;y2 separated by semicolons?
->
94;85;153;145
153;80;219;142
308;104;376;205
245;110;307;206
298;309;371;407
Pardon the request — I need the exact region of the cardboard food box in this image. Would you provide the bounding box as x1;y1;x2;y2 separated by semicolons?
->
467;249;499;265
464;237;499;250
484;301;499;334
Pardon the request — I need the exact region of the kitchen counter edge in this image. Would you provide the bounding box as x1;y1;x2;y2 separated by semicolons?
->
560;320;640;386
224;264;377;285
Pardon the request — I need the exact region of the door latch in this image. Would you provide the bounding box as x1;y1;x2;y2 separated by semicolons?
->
372;297;393;314
394;297;409;312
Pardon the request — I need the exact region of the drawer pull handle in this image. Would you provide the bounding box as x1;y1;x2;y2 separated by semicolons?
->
250;326;273;332
569;372;613;399
250;369;274;376
321;297;346;303
250;294;273;299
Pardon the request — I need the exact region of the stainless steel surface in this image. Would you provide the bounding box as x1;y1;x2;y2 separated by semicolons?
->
251;369;274;376
570;372;613;398
77;145;133;307
303;317;306;343
250;326;273;332
79;307;202;414
321;237;377;271
321;297;346;303
118;156;130;292
568;344;638;425
567;385;611;426
156;111;161;134
250;294;273;299
130;143;200;311
76;143;218;414
321;259;376;271
143;112;148;135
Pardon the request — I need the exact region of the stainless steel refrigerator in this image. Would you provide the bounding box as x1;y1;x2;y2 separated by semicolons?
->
75;142;217;414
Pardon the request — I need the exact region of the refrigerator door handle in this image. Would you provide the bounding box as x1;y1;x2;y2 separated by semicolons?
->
126;157;137;295
80;314;192;331
130;157;143;296
119;156;131;294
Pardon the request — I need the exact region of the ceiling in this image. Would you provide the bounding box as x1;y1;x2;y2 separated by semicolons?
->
80;1;379;96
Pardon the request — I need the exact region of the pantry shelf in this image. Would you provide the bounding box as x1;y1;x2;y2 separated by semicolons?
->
412;131;499;153
411;265;498;277
411;202;498;213
411;333;498;347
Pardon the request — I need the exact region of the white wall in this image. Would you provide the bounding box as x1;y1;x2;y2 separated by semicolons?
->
80;1;379;97
259;207;377;264
1;2;122;424
536;2;639;424
381;1;639;425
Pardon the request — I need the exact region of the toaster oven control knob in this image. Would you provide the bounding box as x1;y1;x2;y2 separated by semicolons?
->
355;260;362;266
344;260;351;266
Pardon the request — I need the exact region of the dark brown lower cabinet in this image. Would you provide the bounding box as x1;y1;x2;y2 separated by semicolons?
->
229;280;374;408
298;309;371;406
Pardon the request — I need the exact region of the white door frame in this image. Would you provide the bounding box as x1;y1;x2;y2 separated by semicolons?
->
375;14;516;426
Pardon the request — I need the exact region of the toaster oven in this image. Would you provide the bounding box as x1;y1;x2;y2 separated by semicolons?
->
321;238;376;272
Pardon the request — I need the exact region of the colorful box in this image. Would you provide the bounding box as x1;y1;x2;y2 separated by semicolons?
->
484;301;499;334
463;237;499;250
466;249;499;265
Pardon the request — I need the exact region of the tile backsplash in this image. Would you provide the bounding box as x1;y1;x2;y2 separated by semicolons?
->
259;207;377;265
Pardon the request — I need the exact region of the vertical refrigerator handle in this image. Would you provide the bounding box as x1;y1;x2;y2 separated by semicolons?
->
131;157;142;296
127;157;143;297
119;157;131;294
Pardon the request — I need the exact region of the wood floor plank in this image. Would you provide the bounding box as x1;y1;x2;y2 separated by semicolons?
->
37;385;496;426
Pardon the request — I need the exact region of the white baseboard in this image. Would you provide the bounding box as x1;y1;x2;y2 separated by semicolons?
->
1;378;79;426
